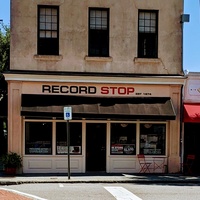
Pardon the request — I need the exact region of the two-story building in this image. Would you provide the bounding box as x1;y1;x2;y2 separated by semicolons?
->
4;0;185;174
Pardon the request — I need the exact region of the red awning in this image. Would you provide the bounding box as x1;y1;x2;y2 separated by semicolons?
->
184;104;200;123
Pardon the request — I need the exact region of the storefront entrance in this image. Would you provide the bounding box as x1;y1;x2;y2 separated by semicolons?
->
86;123;106;172
184;123;200;174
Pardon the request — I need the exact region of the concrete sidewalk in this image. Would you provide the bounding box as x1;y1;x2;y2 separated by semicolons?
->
0;173;200;185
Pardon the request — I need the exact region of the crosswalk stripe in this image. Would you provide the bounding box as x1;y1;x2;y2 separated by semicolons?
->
59;184;64;188
104;186;142;200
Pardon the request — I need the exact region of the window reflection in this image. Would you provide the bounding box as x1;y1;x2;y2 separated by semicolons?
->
140;124;166;155
56;122;82;155
25;122;52;155
110;123;136;155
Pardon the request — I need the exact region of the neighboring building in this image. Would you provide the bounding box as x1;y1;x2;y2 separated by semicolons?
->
182;72;200;174
4;0;185;173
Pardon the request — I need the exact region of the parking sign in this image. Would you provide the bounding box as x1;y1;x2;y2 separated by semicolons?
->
64;107;72;120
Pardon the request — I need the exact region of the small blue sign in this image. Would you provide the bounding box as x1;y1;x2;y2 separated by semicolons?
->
64;107;72;120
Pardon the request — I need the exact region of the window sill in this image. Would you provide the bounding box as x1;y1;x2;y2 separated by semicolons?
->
134;57;161;64
34;55;63;61
85;56;113;62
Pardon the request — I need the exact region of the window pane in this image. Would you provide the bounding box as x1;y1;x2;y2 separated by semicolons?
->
46;31;51;38
52;9;57;15
40;31;45;38
40;8;46;15
52;31;57;38
40;23;45;29
111;123;136;155
46;8;51;15
150;27;156;33
52;24;57;30
102;11;107;18
96;10;102;18
139;27;145;32
45;23;51;30
144;12;151;19
144;27;151;32
102;19;107;29
40;16;45;22
56;122;82;155
139;12;145;19
144;19;150;27
151;13;156;19
25;122;52;155
140;124;166;155
52;16;57;23
90;10;95;17
46;16;52;23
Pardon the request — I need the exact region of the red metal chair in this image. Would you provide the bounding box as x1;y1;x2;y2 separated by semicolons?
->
137;154;152;173
181;154;195;175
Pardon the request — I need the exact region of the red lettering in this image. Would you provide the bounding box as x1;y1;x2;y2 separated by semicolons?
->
110;87;118;94
127;87;135;94
101;86;135;95
101;86;109;94
118;87;126;94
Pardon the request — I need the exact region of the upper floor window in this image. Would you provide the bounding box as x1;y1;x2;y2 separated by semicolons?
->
89;8;109;57
138;10;158;58
38;6;59;55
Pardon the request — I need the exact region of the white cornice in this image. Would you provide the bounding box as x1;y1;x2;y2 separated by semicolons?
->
4;73;186;85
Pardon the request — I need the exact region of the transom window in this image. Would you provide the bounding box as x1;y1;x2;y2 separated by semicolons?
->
38;6;59;55
89;8;109;57
138;10;158;58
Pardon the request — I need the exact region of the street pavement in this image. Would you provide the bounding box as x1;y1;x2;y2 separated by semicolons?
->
1;172;200;199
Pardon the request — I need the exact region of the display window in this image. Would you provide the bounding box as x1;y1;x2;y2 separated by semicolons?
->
25;122;52;155
140;123;166;155
110;123;136;155
56;122;82;155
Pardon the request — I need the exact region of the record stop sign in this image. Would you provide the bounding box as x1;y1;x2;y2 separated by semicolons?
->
64;107;72;120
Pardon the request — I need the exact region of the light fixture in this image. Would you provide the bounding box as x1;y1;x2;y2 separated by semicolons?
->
121;123;128;128
144;123;152;128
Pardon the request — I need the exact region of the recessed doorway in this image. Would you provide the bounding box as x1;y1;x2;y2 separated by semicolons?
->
86;123;106;171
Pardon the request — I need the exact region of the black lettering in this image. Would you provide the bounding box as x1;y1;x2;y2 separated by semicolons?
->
79;86;88;94
42;85;51;93
60;86;69;93
70;86;78;93
52;85;59;93
88;86;96;94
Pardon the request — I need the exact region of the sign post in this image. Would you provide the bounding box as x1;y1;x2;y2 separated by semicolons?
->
64;107;72;180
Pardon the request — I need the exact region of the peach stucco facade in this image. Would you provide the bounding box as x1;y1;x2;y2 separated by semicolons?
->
10;0;183;74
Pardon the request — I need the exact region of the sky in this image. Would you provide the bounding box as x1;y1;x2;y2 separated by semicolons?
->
0;0;199;72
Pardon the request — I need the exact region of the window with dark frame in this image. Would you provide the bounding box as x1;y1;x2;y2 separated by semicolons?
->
25;122;52;155
38;5;59;55
140;124;166;155
138;10;158;58
110;123;136;155
56;122;82;155
89;8;109;57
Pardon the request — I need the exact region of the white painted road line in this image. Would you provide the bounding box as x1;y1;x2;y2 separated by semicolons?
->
0;187;48;200
59;183;64;187
104;186;142;200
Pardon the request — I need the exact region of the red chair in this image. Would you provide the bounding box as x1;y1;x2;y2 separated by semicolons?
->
137;154;152;173
181;154;195;175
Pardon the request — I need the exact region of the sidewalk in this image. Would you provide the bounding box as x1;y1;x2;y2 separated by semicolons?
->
0;172;200;185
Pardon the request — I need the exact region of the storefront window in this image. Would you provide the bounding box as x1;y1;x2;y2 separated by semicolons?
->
56;122;82;155
25;122;52;155
110;123;136;155
140;123;166;155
